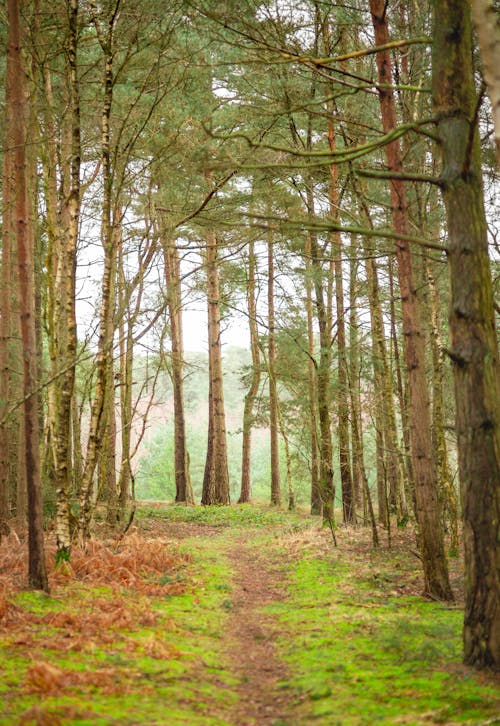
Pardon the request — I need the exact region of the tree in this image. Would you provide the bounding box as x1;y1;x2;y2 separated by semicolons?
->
201;212;231;506
162;232;194;505
239;235;261;504
369;0;453;602
8;0;48;590
433;0;500;670
267;233;282;506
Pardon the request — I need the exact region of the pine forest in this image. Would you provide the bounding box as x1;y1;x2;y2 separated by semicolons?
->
0;0;499;723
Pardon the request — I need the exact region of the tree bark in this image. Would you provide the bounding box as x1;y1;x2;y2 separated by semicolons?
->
267;236;281;506
370;0;453;600
79;13;118;539
239;238;261;504
305;231;321;515
433;0;500;669
201;225;230;505
43;0;80;558
163;236;194;504
9;0;48;590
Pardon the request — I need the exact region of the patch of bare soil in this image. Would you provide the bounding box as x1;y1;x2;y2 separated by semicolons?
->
224;533;300;726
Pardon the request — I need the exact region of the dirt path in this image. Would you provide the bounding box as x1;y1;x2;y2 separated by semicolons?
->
223;532;298;726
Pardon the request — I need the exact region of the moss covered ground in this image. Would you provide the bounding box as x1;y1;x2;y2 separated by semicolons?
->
0;504;498;725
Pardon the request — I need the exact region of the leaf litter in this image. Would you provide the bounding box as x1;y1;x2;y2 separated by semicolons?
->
0;527;192;709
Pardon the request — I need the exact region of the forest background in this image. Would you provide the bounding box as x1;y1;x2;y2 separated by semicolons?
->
0;0;499;675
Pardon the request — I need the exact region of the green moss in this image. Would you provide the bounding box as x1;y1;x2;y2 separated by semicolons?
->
1;532;236;725
270;555;500;725
136;502;315;531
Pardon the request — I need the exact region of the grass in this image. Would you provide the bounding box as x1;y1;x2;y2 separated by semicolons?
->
1;503;498;725
269;552;500;725
136;501;315;531
0;527;237;725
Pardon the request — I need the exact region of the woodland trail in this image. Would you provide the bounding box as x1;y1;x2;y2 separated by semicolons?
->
161;519;301;724
223;532;299;725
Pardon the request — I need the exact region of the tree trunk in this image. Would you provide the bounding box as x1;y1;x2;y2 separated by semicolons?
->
163;236;194;504
324;88;353;525
309;231;335;529
201;226;230;505
348;236;367;516
0;84;14;535
79;19;117;539
370;0;453;601
9;0;48;590
43;0;80;558
268;236;281;506
425;259;458;555
305;231;321;515
388;255;414;514
433;0;500;668
239;238;261;504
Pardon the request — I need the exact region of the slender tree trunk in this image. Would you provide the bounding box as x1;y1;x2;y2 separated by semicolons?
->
239;238;261;504
310;231;335;529
0;84;14;536
370;0;453;601
79;20;117;539
201;225;230;505
363;238;398;526
44;0;80;558
324;86;353;525
305;231;321;515
348;236;367;515
277;400;295;511
387;256;414;513
9;0;48;590
433;0;500;668
268;236;281;506
163;236;194;504
425;260;459;554
117;298;134;515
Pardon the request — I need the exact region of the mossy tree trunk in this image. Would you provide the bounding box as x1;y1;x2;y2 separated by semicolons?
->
433;0;500;669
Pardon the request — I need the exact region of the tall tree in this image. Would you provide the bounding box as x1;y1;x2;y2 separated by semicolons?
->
78;1;120;540
239;236;261;504
43;0;81;559
433;0;500;670
8;0;48;590
369;0;453;601
201;217;231;505
267;234;281;506
162;233;194;505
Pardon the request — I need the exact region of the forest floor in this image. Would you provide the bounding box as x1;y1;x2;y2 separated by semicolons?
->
0;503;499;725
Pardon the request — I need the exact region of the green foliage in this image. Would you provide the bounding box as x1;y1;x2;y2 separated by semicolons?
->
135;347;313;504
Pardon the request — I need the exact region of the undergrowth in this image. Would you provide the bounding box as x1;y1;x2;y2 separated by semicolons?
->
0;527;236;725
